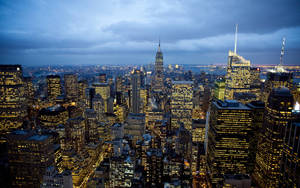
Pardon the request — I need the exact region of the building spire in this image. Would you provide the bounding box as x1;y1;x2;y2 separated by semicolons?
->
234;24;238;54
158;38;161;52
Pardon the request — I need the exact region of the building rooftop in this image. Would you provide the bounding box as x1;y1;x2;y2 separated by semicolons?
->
214;100;250;110
28;135;49;141
172;80;193;85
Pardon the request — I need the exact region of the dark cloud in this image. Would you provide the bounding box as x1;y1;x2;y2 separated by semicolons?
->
0;0;299;65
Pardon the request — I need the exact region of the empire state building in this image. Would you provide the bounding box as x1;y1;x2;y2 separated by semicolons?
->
153;41;164;92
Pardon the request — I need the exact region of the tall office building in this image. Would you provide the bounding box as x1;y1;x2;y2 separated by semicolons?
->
207;100;252;185
253;88;294;187
280;111;300;187
97;73;107;83
0;65;27;132
213;78;225;101
225;50;252;100
130;69;141;113
224;26;260;101
171;81;193;131
92;83;110;112
263;70;293;103
47;75;62;101
23;76;35;105
64;74;78;101
7;130;55;188
153;41;164;92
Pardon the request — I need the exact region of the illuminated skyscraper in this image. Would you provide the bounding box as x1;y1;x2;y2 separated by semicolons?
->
263;71;293;103
280;111;300;187
92;83;110;112
23;76;35;105
47;75;62;101
225;25;260;101
7;130;55;188
253;88;294;187
207;100;252;185
38;105;68;128
64;74;78;101
213;78;225;101
153;41;164;92
171;81;193;131
0;65;27;132
225;51;252;100
130;69;141;113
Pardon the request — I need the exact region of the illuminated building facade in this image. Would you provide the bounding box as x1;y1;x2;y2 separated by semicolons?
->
263;71;293;103
207;100;252;185
78;80;88;104
225;51;252;100
280;113;300;187
64;74;78;101
0;65;27;132
253;88;294;187
7;130;55;188
153;41;164;92
130;69;141;113
23;76;35;105
92;83;110;112
47;75;62;101
124;113;145;142
213;78;225;101
38;105;68;128
171;81;193;131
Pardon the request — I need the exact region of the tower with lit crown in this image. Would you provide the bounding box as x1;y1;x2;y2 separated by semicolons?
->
153;41;164;92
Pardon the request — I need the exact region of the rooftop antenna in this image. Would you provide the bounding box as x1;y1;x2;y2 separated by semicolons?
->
279;37;286;67
234;24;238;54
158;37;161;52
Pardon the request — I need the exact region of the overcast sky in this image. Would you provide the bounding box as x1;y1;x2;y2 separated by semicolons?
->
0;0;299;66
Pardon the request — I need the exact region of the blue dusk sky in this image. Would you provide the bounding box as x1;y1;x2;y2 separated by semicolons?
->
0;0;300;66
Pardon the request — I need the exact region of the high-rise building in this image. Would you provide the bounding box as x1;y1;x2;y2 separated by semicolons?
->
263;71;293;103
213;78;225;101
7;130;55;188
65;117;86;153
64;74;78;101
207;100;252;185
38;105;68;128
224;26;260;102
92;83;110;112
0;65;27;132
78;79;88;103
47;75;62;101
23;76;35;105
245;101;265;174
153;41;164;92
130;69;141;113
124;113;145;142
225;51;252;100
97;73;107;83
280;111;300;187
171;81;193;131
253;88;294;187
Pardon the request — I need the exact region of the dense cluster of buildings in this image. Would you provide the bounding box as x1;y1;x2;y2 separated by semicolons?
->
0;36;299;188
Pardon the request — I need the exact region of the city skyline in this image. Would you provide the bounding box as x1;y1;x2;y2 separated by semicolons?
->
1;0;300;66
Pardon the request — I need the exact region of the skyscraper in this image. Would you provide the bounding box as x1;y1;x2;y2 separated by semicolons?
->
253;88;294;187
224;25;260;102
171;81;193;131
64;74;78;101
92;83;110;113
47;75;62;101
207;100;252;185
130;69;141;113
7;130;55;188
280;111;300;187
213;78;225;101
0;65;27;132
153;41;164;92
